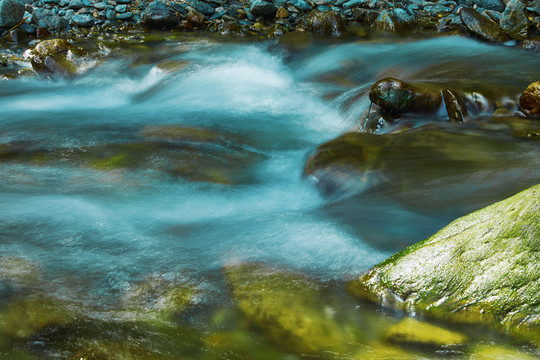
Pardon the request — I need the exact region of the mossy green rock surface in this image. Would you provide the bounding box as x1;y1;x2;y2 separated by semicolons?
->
224;263;358;355
384;317;467;349
349;184;540;331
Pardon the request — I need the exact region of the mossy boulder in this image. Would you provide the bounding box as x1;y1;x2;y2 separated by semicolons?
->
306;10;345;37
383;317;467;349
348;184;540;333
28;39;81;77
519;81;540;119
224;263;359;355
369;78;442;117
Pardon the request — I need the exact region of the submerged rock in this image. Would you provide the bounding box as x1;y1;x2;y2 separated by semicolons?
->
519;82;540;118
306;10;345;37
459;7;510;42
224;263;359;355
384;318;467;349
500;0;529;40
368;78;442;117
442;88;468;123
348;184;540;333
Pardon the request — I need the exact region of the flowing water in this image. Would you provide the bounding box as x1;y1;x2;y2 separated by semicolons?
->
1;33;540;359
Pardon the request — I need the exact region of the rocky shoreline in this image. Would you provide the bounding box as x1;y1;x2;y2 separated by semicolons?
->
0;0;538;46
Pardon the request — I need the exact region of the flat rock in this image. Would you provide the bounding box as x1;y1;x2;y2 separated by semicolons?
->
459;6;510;42
348;184;540;332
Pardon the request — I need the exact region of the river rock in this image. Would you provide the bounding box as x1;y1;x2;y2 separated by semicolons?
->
369;77;442;116
29;39;77;77
188;0;214;16
224;263;358;355
500;0;529;40
289;0;312;12
348;183;540;332
0;0;24;28
384;318;467;349
472;0;504;12
249;0;277;16
442;88;468;123
306;9;345;36
142;1;179;29
31;8;68;30
519;81;540;118
70;13;94;27
371;10;397;32
186;9;205;27
458;6;510;42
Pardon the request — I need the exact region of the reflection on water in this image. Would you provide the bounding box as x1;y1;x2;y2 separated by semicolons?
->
0;33;539;358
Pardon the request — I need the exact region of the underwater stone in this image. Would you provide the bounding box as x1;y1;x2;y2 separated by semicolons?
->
368;77;442;116
348;184;540;332
519;81;540;118
384;318;468;349
224;263;358;355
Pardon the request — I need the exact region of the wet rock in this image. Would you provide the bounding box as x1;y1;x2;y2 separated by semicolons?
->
188;0;214;17
249;0;277;16
0;0;24;28
306;9;345;36
276;6;288;18
31;8;68;30
28;39;77;77
458;7;510;42
288;0;312;12
500;0;529;40
224;263;359;355
70;13;94;27
142;1;179;29
371;10;397;32
442;88;468;123
384;318;467;349
186;9;205;27
519;81;540;118
472;0;504;12
368;78;442;116
348;183;540;332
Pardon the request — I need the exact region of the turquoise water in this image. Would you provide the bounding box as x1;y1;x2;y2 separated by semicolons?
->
1;34;540;358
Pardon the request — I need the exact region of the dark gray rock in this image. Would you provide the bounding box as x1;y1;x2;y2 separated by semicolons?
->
342;0;368;9
67;0;83;9
500;0;528;40
142;1;179;28
0;0;25;28
459;6;510;42
289;0;312;11
472;0;504;12
250;0;277;16
71;13;93;26
188;0;214;16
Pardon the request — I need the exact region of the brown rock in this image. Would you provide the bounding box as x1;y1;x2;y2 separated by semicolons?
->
442;89;468;123
519;81;540;118
306;10;345;37
187;9;205;27
458;7;510;42
276;6;288;19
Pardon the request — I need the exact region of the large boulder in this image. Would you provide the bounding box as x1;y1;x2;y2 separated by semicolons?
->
500;0;529;40
348;184;540;333
458;7;510;42
142;1;180;29
306;10;345;37
369;78;442;116
519;81;540;118
0;0;24;28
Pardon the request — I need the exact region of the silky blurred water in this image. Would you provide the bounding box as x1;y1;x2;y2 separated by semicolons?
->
1;34;540;358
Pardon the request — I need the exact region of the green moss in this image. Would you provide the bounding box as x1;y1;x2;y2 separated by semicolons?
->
349;184;540;334
384;317;467;349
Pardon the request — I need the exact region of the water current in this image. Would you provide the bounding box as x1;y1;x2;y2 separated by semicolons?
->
1;33;540;358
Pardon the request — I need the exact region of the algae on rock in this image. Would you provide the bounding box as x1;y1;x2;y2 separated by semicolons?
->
348;184;540;334
224;263;360;355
